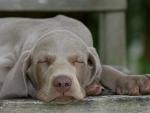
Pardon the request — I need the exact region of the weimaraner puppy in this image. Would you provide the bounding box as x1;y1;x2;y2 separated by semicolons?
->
0;15;149;103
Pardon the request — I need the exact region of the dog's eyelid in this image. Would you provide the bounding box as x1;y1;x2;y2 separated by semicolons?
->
68;55;84;66
68;55;84;62
38;55;56;64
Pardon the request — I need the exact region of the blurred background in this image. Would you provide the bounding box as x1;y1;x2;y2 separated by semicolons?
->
0;0;149;74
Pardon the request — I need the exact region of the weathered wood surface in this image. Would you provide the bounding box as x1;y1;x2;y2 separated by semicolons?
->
0;96;150;113
99;12;126;66
0;0;126;11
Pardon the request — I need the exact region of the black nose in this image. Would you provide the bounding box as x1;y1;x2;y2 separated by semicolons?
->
53;76;72;93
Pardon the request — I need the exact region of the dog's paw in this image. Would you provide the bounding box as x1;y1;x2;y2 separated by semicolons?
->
85;83;104;96
116;74;150;96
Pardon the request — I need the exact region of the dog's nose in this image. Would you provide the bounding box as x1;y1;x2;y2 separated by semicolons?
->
53;76;72;93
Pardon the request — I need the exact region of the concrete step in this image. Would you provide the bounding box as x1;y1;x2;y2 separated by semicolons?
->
0;96;150;113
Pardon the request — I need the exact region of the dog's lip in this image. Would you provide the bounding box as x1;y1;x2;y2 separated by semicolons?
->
37;91;76;103
55;96;73;100
54;93;74;100
53;95;75;104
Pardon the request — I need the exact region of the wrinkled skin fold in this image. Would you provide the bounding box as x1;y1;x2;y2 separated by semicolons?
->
0;15;149;104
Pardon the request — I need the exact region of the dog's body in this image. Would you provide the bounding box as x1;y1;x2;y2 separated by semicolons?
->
0;15;150;103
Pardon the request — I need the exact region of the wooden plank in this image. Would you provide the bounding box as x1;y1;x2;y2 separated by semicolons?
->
98;12;126;66
0;0;127;11
0;96;150;113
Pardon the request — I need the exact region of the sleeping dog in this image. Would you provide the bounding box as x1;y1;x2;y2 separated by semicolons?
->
0;15;150;103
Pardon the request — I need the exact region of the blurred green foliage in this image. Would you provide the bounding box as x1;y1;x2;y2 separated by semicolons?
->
127;0;145;46
127;0;150;73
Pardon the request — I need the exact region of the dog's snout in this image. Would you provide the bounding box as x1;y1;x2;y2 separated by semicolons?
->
53;76;72;93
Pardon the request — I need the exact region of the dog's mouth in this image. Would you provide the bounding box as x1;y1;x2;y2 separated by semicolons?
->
53;95;75;104
36;91;82;104
36;77;86;104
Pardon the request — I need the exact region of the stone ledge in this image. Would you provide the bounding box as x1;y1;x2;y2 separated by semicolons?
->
0;96;150;113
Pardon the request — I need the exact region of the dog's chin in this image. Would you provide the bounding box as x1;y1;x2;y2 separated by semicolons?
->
53;96;76;104
37;92;83;104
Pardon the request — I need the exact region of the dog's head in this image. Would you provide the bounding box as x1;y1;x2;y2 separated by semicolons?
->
26;30;102;103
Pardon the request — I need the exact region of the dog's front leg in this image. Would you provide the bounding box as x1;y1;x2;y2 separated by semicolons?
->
100;65;150;95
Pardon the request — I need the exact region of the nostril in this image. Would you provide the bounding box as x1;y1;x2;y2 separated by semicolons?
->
58;83;62;87
65;82;71;87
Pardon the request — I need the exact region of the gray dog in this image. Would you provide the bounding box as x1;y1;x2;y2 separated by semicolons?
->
0;15;149;103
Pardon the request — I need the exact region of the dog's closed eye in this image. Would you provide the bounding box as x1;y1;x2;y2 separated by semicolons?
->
38;59;50;65
71;60;84;66
38;59;49;63
38;56;56;66
68;55;84;66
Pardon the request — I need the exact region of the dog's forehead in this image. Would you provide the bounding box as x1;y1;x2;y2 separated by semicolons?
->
32;31;88;58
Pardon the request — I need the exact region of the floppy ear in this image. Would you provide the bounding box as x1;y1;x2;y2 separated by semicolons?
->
26;62;38;98
0;51;31;98
87;47;102;85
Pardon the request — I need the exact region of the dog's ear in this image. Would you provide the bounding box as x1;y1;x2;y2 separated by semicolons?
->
0;51;32;98
87;47;102;85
